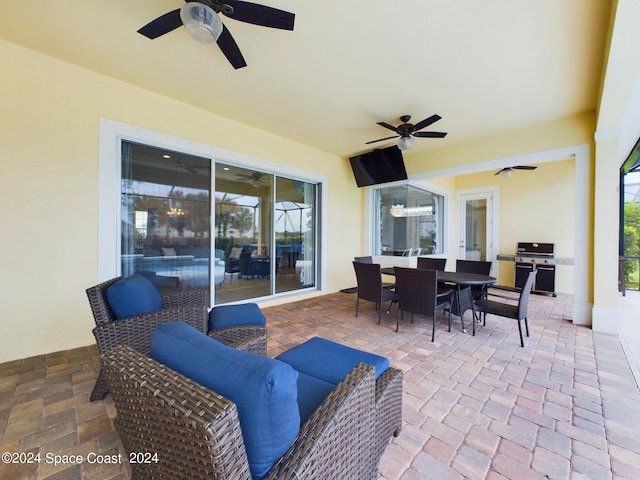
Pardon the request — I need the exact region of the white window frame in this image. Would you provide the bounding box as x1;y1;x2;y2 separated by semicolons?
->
98;118;328;301
364;179;450;265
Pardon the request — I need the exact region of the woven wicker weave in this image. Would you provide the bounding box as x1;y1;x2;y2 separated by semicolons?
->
352;261;398;323
103;345;379;480
208;325;267;355
87;277;267;400
394;267;453;340
374;367;403;464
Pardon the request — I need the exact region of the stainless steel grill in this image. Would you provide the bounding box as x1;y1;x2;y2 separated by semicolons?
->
514;242;556;295
515;242;556;265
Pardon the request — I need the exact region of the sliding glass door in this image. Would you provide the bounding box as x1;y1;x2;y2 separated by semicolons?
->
119;142;318;304
120;141;212;294
214;163;317;304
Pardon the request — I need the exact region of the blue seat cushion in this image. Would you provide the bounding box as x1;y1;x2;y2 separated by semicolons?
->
106;274;163;319
150;322;299;480
208;303;267;330
295;372;336;425
276;336;390;384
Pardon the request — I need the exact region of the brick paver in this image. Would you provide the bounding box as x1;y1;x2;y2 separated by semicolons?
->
0;290;639;479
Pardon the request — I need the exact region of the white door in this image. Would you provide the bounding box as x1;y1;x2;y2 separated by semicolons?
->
457;188;499;273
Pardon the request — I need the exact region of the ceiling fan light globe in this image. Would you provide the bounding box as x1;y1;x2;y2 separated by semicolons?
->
500;168;513;178
180;3;223;44
397;136;414;151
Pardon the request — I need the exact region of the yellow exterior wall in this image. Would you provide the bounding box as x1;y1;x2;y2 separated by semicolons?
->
0;38;601;362
403;112;595;172
0;40;361;363
453;159;576;293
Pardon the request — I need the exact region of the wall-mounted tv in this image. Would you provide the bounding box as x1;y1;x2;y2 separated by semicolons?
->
349;145;408;187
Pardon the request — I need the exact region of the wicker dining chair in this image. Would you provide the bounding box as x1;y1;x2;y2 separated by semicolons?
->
472;270;537;347
352;261;398;323
394;267;454;340
417;257;447;271
456;259;492;296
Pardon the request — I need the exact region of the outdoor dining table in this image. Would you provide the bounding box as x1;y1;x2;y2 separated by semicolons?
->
380;267;497;332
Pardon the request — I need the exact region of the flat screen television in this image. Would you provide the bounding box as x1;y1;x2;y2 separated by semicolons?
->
349;145;408;187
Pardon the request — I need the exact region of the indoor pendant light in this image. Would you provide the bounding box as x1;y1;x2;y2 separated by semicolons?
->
180;2;223;44
397;135;414;151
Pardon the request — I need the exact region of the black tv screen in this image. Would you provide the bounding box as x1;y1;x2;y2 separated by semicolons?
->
349;146;408;187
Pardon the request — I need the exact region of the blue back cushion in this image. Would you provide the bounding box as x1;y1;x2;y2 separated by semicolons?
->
106;274;163;319
151;322;299;480
295;372;335;425
209;303;267;330
276;336;390;384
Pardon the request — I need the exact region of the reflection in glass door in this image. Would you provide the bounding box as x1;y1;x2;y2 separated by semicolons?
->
120;141;212;294
214;163;317;304
458;191;493;264
214;164;273;303
275;177;316;293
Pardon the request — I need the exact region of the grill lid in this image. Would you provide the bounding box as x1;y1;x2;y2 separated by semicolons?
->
516;242;555;256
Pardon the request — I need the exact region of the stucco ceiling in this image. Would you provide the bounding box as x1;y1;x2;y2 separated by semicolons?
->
0;0;612;158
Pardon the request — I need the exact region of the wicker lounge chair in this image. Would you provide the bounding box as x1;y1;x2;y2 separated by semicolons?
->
86;276;266;401
102;345;379;480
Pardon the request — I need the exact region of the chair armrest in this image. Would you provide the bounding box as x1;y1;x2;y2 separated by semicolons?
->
483;292;518;301
436;288;454;300
265;363;376;480
161;288;210;308
208;325;267;356
92;305;208;355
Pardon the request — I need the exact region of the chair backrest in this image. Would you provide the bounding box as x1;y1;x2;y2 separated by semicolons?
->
518;270;537;319
394;267;438;315
417;257;447;271
456;259;492;275
354;256;373;264
401;249;413;257
86;277;123;326
412;248;422;256
352;261;383;303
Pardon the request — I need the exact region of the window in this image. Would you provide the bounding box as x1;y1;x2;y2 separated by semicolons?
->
373;183;445;256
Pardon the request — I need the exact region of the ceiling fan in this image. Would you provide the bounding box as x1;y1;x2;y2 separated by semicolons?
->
137;0;295;69
366;114;448;150
237;172;266;186
494;166;537;177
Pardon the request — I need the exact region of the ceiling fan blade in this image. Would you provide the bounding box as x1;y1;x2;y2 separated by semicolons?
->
222;0;295;30
217;25;247;69
494;169;507;176
411;114;442;132
512;165;537;170
137;9;182;39
377;122;400;132
365;135;399;145
413;131;448;138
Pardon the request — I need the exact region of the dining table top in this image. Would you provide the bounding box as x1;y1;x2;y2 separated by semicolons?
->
381;267;496;286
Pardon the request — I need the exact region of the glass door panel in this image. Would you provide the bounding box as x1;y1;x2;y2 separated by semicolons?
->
459;195;489;261
214;163;273;303
275;177;316;292
120;141;212;294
